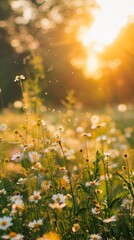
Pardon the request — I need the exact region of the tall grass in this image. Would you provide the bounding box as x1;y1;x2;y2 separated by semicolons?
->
0;57;133;239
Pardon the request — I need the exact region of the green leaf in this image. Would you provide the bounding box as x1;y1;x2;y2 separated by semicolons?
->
80;183;90;193
109;190;128;209
93;150;101;179
75;207;87;216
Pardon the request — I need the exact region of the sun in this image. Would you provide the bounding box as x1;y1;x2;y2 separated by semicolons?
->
78;0;134;50
72;0;134;79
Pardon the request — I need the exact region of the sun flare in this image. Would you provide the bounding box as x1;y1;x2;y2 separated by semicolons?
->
78;0;134;50
73;0;134;78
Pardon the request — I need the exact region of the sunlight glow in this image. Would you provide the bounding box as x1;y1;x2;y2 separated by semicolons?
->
78;0;134;49
75;0;134;78
84;51;103;79
71;51;103;79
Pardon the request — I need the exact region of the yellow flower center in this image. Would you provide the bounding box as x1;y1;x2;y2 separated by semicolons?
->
90;181;95;186
74;224;80;231
34;195;39;200
56;197;61;202
1;221;7;226
34;223;39;227
93;237;98;240
9;232;17;237
15;204;21;210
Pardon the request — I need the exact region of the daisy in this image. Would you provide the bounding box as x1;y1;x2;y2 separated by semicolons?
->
0;216;13;230
2;232;24;239
95;189;103;194
17;178;27;185
11;152;22;162
14;75;25;82
28;219;43;228
89;233;102;240
103;215;117;223
66;194;72;199
10;195;23;203
49;202;66;209
41;180;51;189
0;189;6;195
12;234;24;240
11;199;24;214
29;191;41;203
72;223;80;232
81;132;91;137
85;180;99;187
91;207;101;215
52;193;66;203
59;167;67;173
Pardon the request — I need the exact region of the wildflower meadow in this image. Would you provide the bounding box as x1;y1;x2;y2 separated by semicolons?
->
1;1;134;239
0;71;134;240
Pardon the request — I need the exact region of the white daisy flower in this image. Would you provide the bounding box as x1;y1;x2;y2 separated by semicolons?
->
89;233;102;240
2;232;24;239
81;132;91;137
10;195;23;203
17;178;27;185
95;189;103;194
29;191;41;203
0;189;6;195
11;199;24;214
103;215;117;223
28;219;43;228
41;180;51;189
0;216;13;230
91;207;101;215
72;223;80;232
11;152;22;162
11;233;24;240
14;75;25;82
52;193;66;203
85;180;99;187
49;202;66;209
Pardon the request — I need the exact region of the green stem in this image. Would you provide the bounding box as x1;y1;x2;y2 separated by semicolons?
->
20;80;24;95
84;136;88;159
0;88;3;112
59;142;76;214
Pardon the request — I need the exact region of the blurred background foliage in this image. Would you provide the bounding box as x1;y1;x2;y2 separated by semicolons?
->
0;0;134;108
